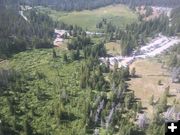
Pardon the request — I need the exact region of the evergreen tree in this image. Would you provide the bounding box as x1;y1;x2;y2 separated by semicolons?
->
24;118;33;135
149;95;154;106
53;49;57;58
131;67;136;77
63;53;68;62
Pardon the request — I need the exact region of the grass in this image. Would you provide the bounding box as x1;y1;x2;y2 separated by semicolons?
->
38;4;138;31
105;41;121;56
128;58;180;118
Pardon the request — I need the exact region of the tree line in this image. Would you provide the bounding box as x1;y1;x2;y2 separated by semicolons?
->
99;14;174;56
171;6;180;34
0;8;54;58
0;6;86;59
2;0;179;11
19;0;180;11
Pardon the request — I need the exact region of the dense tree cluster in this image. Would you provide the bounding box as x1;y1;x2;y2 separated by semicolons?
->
171;6;180;34
102;14;173;56
2;0;180;12
169;45;180;68
0;9;54;58
20;0;180;11
67;36;91;50
67;35;107;60
168;44;180;83
0;52;139;135
80;64;108;91
1;1;180;135
121;15;172;55
0;6;86;59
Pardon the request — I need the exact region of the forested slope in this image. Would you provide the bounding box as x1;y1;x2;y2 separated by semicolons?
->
0;8;54;58
0;6;84;59
21;0;180;11
2;0;180;11
0;1;178;135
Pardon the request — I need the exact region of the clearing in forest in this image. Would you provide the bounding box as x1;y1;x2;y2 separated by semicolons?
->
39;4;138;31
129;59;180;117
105;42;121;56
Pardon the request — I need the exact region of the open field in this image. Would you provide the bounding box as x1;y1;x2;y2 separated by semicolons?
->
38;4;138;31
129;59;180;117
105;42;121;56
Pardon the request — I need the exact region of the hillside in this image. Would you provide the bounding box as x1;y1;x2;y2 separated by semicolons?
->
0;7;86;59
20;0;180;11
1;1;180;135
0;8;54;58
0;49;89;134
0;46;143;135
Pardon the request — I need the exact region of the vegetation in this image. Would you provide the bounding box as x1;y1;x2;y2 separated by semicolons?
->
105;42;122;56
38;5;138;31
105;14;173;56
130;67;136;77
0;49;169;135
0;49;89;135
0;6;86;59
167;44;180;83
171;6;180;34
129;59;180;118
0;8;54;58
0;47;139;135
0;1;180;135
19;0;180;11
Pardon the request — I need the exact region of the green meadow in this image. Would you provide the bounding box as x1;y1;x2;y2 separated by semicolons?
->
39;4;138;31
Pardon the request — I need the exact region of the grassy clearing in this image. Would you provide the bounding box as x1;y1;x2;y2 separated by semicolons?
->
105;41;121;56
38;4;138;31
129;59;180;117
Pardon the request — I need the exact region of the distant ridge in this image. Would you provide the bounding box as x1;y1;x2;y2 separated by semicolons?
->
20;0;180;11
1;0;180;11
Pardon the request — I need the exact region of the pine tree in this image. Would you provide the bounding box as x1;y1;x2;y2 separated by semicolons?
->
157;92;167;113
149;95;154;106
63;53;68;62
158;80;162;85
164;86;170;97
131;67;136;77
24;118;32;135
0;120;3;135
53;49;57;58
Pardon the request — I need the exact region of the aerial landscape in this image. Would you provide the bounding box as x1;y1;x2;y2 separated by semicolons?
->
0;0;180;135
